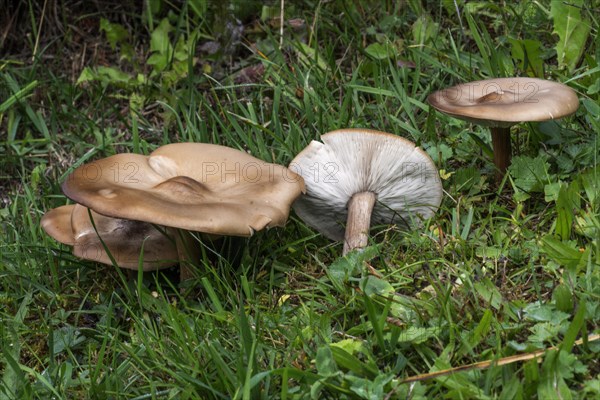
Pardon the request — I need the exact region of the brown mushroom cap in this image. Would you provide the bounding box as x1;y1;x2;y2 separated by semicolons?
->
41;204;75;244
427;77;579;127
41;204;179;270
61;143;305;236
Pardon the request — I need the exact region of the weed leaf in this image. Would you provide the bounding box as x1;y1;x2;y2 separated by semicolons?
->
551;0;591;72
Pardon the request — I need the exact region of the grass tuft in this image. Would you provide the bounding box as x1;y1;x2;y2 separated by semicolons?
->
1;0;599;398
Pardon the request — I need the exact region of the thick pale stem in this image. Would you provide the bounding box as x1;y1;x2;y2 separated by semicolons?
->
175;229;201;283
343;191;377;255
490;127;511;182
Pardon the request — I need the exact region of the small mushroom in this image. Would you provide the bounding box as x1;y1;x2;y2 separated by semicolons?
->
41;204;75;244
427;77;579;181
290;129;442;255
61;143;305;279
41;204;179;270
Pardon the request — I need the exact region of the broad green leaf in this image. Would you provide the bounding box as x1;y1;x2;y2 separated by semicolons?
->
432;354;494;399
557;180;581;210
574;211;599;239
99;19;134;61
76;67;95;85
146;52;169;73
538;369;573;400
457;309;493;356
588;78;600;95
327;246;379;291
424;142;453;164
362;292;387;350
329;346;378;378
361;275;394;297
473;278;504;310
555;181;579;240
346;374;393;400
524;303;570;324
76;66;134;87
561;300;586;353
150;18;173;54
296;42;328;71
508;38;544;77
475;246;502;259
555;206;572;241
540;235;587;271
396;326;439;344
539;351;574;400
315;346;338;377
523;358;540;394
528;322;561;345
582;97;600;116
582;377;600;397
552;284;573;313
551;0;591;72
52;326;85;354
330;338;365;355
454;166;482;193
260;5;279;21
544;181;561;202
100;19;129;49
467;132;494;159
508;155;550;193
364;42;397;60
499;376;525;400
580;165;600;206
412;15;438;46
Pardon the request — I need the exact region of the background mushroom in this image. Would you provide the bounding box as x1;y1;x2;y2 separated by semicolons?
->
61;143;305;279
290;129;442;255
42;204;179;270
427;77;579;181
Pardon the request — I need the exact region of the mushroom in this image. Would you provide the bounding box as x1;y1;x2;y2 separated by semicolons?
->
60;143;305;279
427;77;579;181
290;129;442;255
41;204;179;270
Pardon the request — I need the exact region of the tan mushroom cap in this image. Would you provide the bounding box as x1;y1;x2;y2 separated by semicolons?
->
41;204;75;244
61;143;305;236
41;204;179;270
427;77;579;127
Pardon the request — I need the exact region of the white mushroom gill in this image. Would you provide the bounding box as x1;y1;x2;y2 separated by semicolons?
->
291;129;442;254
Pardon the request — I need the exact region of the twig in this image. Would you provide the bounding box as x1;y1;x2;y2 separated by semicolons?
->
398;333;599;385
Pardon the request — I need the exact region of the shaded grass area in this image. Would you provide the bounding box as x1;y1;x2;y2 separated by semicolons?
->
1;0;599;398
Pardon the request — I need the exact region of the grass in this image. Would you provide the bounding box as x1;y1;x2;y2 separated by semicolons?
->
1;0;599;398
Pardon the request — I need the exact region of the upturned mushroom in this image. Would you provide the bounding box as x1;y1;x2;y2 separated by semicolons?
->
427;77;579;181
60;143;305;279
290;129;442;255
41;204;179;270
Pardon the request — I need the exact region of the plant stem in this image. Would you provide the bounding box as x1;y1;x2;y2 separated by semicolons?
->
343;191;376;255
490;126;511;182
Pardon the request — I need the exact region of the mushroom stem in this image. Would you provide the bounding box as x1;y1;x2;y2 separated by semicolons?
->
175;230;201;283
490;127;511;182
343;191;377;255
